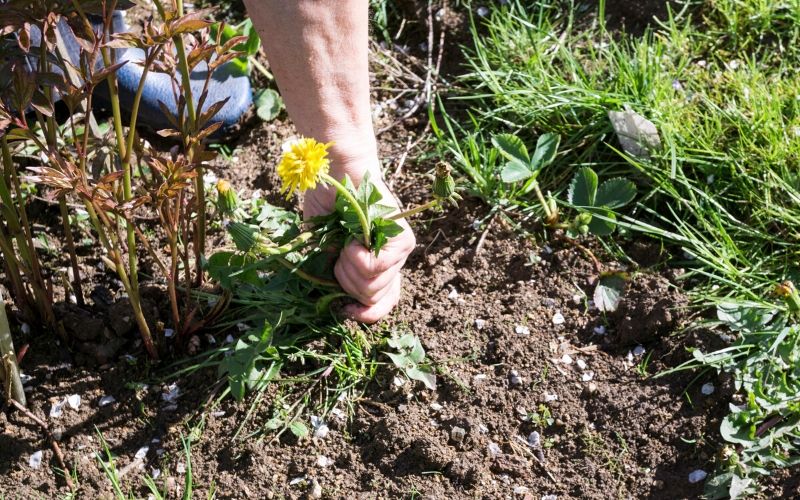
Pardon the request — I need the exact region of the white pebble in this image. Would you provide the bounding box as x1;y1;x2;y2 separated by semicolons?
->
135;446;149;460
19;373;33;385
688;469;707;483
552;312;565;325
474;319;486;330
544;393;558;402
162;383;180;403
572;294;582;305
176;462;186;474
560;354;573;365
447;289;459;300
701;383;715;395
49;399;65;418
311;415;330;440
66;394;81;410
29;450;43;469
513;486;530;494
430;403;443;412
488;442;501;457
151;468;161;479
576;359;587;370
392;376;406;387
316;455;332;467
515;325;530;335
289;476;306;486
98;395;116;407
473;373;487;381
542;495;558;500
582;371;595;382
633;345;646;356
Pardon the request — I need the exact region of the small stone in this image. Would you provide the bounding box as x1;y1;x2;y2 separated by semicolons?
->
450;426;467;443
289;476;306;486
476;6;489;17
541;495;558;500
316;455;332;468
633;345;646;356
176;462;186;474
474;319;486;330
576;359;587;370
544;393;558;402
66;394;81;410
527;431;541;448
135;446;149;460
164;328;175;338
447;289;459;300
430;403;443;412
51;427;64;441
162;383;180;403
688;469;707;483
311;416;330;440
487;442;501;457
581;371;595;382
513;485;529;495
560;354;573;365
572;294;582;305
593;325;607;335
98;395;116;407
473;373;487;381
585;382;598;395
701;383;715;395
552;312;565;325
515;325;530;335
310;479;322;499
392;376;406;387
49;399;65;418
509;370;523;386
29;450;43;469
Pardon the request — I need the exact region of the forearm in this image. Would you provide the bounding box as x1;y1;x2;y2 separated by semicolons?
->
244;0;380;184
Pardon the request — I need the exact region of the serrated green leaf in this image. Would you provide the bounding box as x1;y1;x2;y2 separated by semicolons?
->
530;133;560;170
492;133;530;164
568;167;598;206
500;159;534;183
254;88;283;121
595;178;637;209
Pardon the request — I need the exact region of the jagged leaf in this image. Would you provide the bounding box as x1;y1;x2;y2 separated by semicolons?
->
596;178;636;209
568;167;598;206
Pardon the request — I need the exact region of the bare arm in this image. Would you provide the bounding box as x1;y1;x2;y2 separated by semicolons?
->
243;0;415;322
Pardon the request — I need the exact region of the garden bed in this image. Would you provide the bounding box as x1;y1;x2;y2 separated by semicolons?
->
3;0;800;498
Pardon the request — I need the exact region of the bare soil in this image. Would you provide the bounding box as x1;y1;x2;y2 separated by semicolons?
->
3;1;798;499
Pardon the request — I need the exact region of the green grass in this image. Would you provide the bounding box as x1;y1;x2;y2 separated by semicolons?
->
435;0;800;496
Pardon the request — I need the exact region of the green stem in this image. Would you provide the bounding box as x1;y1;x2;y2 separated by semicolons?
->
390;199;440;221
319;173;371;248
84;203;158;359
275;257;340;288
58;197;84;307
249;57;274;80
119;47;162;296
532;182;554;222
0;289;26;407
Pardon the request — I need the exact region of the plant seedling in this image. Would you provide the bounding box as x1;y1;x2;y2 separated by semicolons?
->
385;334;436;390
566;166;637;238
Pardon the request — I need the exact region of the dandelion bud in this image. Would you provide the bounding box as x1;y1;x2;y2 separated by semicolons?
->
775;280;800;314
216;179;240;217
433;162;456;200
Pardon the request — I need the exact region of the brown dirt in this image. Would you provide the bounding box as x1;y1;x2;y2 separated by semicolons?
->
2;1;796;499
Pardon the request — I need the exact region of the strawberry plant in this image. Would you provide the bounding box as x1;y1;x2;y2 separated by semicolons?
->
566;166;637;238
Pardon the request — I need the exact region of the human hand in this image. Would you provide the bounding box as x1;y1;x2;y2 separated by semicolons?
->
303;174;415;323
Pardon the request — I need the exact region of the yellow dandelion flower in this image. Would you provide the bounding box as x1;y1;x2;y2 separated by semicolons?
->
277;137;333;198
